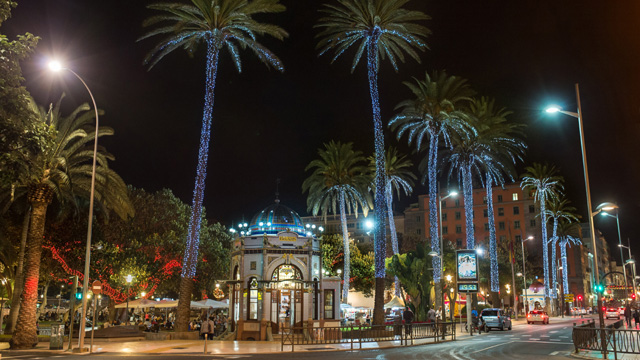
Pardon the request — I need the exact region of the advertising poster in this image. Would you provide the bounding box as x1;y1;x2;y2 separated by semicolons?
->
456;250;478;282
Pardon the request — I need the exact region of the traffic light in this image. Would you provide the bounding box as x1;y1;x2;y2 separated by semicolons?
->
75;289;83;300
632;293;636;300
594;284;605;294
577;295;582;301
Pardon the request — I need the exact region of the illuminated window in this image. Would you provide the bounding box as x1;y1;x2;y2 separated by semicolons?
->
250;261;257;270
512;193;519;201
248;277;258;320
324;289;335;319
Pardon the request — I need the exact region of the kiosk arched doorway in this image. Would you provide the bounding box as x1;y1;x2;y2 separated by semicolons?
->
270;264;303;332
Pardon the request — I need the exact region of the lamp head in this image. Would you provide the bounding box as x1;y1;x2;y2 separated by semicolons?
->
126;274;133;283
364;219;374;230
527;236;534;241
596;202;618;213
48;61;63;72
516;272;523;277
428;251;439;257
545;105;561;113
449;190;459;197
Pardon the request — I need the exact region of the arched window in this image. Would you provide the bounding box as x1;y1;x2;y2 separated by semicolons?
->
271;264;302;281
247;277;258;320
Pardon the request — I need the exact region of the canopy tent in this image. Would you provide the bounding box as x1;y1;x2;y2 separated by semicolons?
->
154;300;178;308
114;298;158;309
194;299;228;309
384;295;405;309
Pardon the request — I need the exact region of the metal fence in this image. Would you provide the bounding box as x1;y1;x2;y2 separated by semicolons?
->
572;319;640;360
281;322;455;351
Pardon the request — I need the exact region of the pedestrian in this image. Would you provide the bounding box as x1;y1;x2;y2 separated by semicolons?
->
634;309;640;329
403;306;414;335
624;305;632;327
427;307;436;323
436;306;442;322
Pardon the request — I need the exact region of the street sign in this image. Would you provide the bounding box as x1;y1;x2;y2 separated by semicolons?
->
564;294;574;303
458;283;478;293
92;280;102;295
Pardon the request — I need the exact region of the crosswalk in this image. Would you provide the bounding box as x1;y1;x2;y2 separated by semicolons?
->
466;334;572;344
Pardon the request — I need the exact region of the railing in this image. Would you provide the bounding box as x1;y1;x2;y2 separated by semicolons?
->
572;319;640;360
281;322;455;352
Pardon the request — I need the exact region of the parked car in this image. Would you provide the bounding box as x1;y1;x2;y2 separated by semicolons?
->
527;310;549;324
480;308;512;331
606;308;621;319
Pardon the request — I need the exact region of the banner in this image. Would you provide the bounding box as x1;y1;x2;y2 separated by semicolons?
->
456;250;478;282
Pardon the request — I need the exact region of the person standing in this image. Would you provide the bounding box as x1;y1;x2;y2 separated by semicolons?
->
633;309;640;329
624;305;632;327
436;306;442;322
403;306;414;335
427;308;436;323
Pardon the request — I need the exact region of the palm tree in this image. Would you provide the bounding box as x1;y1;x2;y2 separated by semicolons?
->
8;96;132;349
302;141;370;303
369;147;416;298
520;163;563;309
391;71;474;294
466;97;525;293
316;0;430;324
545;198;578;301
556;219;581;297
140;0;287;331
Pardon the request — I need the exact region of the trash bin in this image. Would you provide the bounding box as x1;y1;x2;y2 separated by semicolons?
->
49;323;65;350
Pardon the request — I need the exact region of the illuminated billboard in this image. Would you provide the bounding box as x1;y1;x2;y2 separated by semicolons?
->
456;249;478;282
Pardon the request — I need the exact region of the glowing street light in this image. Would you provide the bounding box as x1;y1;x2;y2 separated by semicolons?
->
594;202;631;296
48;59;99;352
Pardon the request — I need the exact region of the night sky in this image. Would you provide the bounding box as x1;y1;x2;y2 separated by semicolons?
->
5;1;640;263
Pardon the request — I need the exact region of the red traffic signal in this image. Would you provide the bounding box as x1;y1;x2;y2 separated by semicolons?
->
577;295;582;301
632;293;636;300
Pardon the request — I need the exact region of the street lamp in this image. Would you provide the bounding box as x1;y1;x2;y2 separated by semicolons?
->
619;243;638;297
125;275;133;325
545;84;604;332
594;203;630;300
521;236;534;314
48;60;99;352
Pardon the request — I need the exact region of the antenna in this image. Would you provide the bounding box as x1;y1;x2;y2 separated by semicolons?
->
275;178;281;203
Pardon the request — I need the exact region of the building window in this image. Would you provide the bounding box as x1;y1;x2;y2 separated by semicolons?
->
456;225;462;234
347;223;354;228
455;199;461;207
250;261;257;270
442;213;448;221
483;196;487;204
417;229;421;235
455;211;461;220
484;223;489;231
529;205;535;213
248;278;258;320
442;201;447;208
324;289;335;319
514;220;521;229
513;206;520;215
456;239;463;248
530;219;536;227
512;193;518;201
442;226;448;234
497;195;503;203
416;216;420;222
498;208;504;216
483;209;488;218
515;235;522;242
499;222;505;230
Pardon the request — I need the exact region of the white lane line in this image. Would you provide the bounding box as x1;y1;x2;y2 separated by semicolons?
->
549;330;558;333
529;338;540;340
550;351;560;355
559;336;569;338
521;334;531;336
515;340;573;345
470;341;513;354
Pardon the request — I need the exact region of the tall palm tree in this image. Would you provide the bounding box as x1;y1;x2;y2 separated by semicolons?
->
369;147;416;298
391;71;474;295
140;0;287;331
302;141;370;303
556;219;581;296
8;96;132;349
520;163;563;308
545;198;578;300
316;0;430;324
467;97;526;293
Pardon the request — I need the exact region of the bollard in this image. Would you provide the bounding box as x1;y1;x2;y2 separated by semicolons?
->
203;335;208;354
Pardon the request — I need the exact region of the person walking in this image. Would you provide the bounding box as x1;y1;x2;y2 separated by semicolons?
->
436;306;443;322
427;307;436;323
633;309;640;329
624;305;632;327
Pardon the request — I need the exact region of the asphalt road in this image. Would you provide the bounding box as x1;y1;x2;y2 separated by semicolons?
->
0;315;616;360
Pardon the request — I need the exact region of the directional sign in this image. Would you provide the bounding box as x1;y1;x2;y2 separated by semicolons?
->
92;280;102;295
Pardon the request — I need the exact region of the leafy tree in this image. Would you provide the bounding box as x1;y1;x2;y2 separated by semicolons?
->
316;0;430;325
520;163;563;309
303;141;370;302
369;147;415;297
8;97;132;349
390;70;473;310
140;0;287;332
321;234;374;296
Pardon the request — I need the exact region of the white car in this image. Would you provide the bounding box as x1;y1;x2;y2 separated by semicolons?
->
605;308;620;319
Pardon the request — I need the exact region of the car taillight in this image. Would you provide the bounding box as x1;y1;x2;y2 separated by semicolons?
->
527;314;531;318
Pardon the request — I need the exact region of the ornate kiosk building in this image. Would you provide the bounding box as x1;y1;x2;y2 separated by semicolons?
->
227;200;341;340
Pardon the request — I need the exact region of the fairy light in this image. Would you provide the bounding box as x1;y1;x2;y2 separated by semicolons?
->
486;176;499;292
463;165;475;250
549;217;558;299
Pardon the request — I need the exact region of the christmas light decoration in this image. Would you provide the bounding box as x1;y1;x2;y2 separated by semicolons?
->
549;217;558;299
462;165;475;250
559;232;581;295
486;176;499;292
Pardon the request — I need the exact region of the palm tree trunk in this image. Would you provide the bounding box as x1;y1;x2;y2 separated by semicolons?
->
339;193;350;303
550;218;558;300
560;243;569;295
10;198;50;349
463;164;474;249
367;28;387;327
177;41;220;331
427;134;440;280
385;185;402;298
539;194;551;307
5;207;30;334
486;176;499;292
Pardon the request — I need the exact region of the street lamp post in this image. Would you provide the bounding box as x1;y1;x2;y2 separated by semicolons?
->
521;236;534;314
594;203;629;300
48;61;99;352
546;84;605;336
58;285;64;320
125;275;133;325
619;243;637;297
434;184;458;313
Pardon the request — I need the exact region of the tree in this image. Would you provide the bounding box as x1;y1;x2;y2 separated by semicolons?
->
520;163;563;310
321;234;374;296
369;147;415;297
390;70;473;310
555;219;581;296
140;0;287;332
316;0;430;325
9;97;132;349
303;141;370;303
545;198;579;299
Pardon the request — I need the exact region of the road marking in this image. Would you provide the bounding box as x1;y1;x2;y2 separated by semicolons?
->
549;330;558;333
559;336;569;338
529;338;540;340
550;339;562;341
521;334;531;336
550;351;560;355
470;341;513;354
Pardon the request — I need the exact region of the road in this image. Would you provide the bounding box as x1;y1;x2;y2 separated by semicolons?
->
0;315;619;360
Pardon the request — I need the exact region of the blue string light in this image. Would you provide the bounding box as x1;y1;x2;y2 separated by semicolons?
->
463;165;475;251
549;217;558;299
428;135;441;282
486;176;499;292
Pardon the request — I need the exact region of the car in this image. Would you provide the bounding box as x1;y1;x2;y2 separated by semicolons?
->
527;310;549;324
480;308;512;331
606;308;621;319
